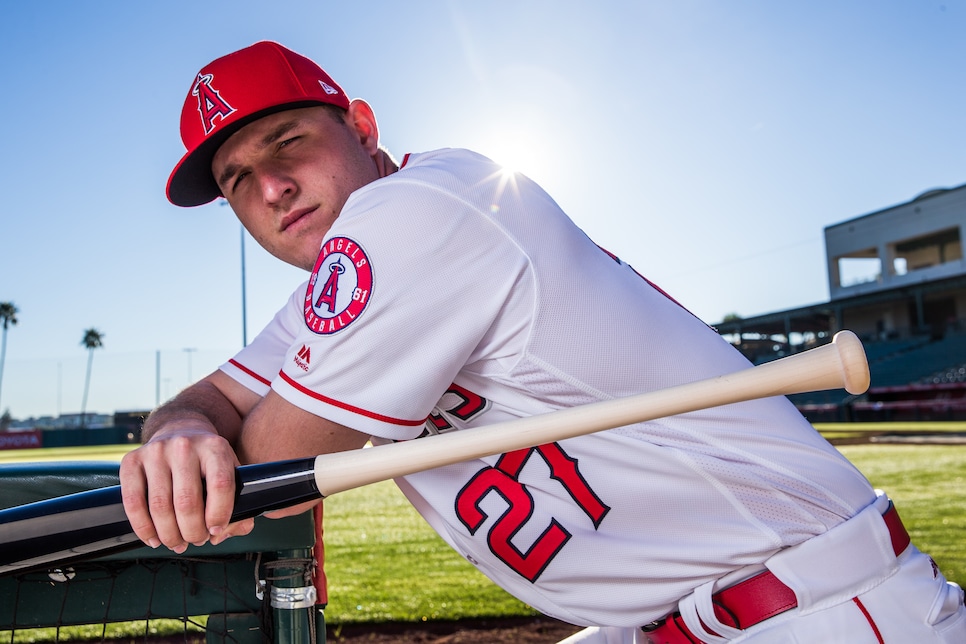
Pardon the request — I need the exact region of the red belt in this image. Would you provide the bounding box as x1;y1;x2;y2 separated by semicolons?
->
642;503;910;644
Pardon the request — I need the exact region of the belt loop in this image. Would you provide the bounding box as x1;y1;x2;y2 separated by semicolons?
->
678;579;741;643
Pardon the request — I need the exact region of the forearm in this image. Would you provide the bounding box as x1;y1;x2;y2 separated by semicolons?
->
122;371;261;550
142;373;249;447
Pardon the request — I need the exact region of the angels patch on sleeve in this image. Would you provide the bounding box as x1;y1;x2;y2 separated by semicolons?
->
304;237;373;335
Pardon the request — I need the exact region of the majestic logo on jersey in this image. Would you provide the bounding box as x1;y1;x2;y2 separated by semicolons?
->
293;344;311;372
304;237;373;335
192;73;236;135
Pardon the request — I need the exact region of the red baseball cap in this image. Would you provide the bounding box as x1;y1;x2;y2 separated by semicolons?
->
166;41;351;207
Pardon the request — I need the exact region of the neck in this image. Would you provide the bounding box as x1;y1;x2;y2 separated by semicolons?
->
374;147;399;178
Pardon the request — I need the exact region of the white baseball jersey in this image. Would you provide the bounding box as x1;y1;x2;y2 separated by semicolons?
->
221;148;876;627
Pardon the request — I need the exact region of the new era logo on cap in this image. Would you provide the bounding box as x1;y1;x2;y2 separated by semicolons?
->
166;41;351;208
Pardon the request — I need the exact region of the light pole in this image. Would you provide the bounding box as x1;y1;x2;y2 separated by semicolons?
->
240;223;248;347
219;200;249;347
155;350;161;407
183;347;197;385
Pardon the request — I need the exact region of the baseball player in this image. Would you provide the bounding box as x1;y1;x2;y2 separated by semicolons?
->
119;41;965;643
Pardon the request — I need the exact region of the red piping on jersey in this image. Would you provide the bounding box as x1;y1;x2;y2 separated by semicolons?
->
278;370;426;427
400;153;412;169
852;597;885;644
228;359;272;387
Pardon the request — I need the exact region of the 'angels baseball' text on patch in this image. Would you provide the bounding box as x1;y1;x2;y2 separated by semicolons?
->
304;237;373;335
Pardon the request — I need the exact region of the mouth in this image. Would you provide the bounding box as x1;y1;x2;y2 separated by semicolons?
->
280;207;317;232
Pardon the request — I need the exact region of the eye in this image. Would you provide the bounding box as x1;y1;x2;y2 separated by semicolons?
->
278;136;300;150
231;171;250;192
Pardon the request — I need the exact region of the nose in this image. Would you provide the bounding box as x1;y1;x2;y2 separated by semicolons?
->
258;165;296;205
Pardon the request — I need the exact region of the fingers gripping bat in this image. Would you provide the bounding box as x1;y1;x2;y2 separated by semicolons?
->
0;331;870;576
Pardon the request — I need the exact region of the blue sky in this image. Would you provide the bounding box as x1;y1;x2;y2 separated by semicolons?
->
1;1;964;419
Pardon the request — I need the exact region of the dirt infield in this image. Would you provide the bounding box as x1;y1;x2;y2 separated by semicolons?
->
327;616;583;643
144;617;584;644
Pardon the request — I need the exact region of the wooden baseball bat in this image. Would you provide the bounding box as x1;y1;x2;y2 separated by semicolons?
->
0;331;868;575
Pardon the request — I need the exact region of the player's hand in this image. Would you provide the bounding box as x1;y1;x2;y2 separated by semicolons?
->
119;422;255;553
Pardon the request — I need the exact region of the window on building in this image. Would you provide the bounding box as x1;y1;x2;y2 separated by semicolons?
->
892;227;962;272
837;249;881;287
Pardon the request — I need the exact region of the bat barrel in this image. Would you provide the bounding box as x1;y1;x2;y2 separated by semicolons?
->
832;330;871;394
311;331;871;496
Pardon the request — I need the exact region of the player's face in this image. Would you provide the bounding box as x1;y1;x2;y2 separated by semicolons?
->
212;105;380;270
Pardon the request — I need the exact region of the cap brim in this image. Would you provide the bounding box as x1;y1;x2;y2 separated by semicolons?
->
166;100;331;207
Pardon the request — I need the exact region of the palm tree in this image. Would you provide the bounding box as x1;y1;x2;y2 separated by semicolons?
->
80;327;105;428
0;302;18;415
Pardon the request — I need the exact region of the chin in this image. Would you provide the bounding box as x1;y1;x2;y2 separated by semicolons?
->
294;254;317;271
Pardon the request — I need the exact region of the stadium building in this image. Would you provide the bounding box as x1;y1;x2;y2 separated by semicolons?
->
714;183;966;422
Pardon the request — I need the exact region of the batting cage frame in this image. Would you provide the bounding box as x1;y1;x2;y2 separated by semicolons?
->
0;462;328;644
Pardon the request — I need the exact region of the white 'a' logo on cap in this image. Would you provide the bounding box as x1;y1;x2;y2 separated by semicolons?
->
193;73;237;135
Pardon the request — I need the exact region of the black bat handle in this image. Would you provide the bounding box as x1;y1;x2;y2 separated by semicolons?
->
0;458;320;576
230;457;321;521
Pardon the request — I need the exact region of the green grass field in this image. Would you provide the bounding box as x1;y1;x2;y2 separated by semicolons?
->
814;421;966;442
1;427;964;632
0;444;135;463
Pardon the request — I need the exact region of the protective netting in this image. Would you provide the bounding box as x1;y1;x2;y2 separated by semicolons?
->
0;463;325;644
0;552;298;643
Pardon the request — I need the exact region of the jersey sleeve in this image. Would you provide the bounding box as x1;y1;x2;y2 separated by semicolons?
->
271;176;532;440
219;281;309;395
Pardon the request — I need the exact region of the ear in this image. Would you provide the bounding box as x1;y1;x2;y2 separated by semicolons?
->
346;99;380;155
